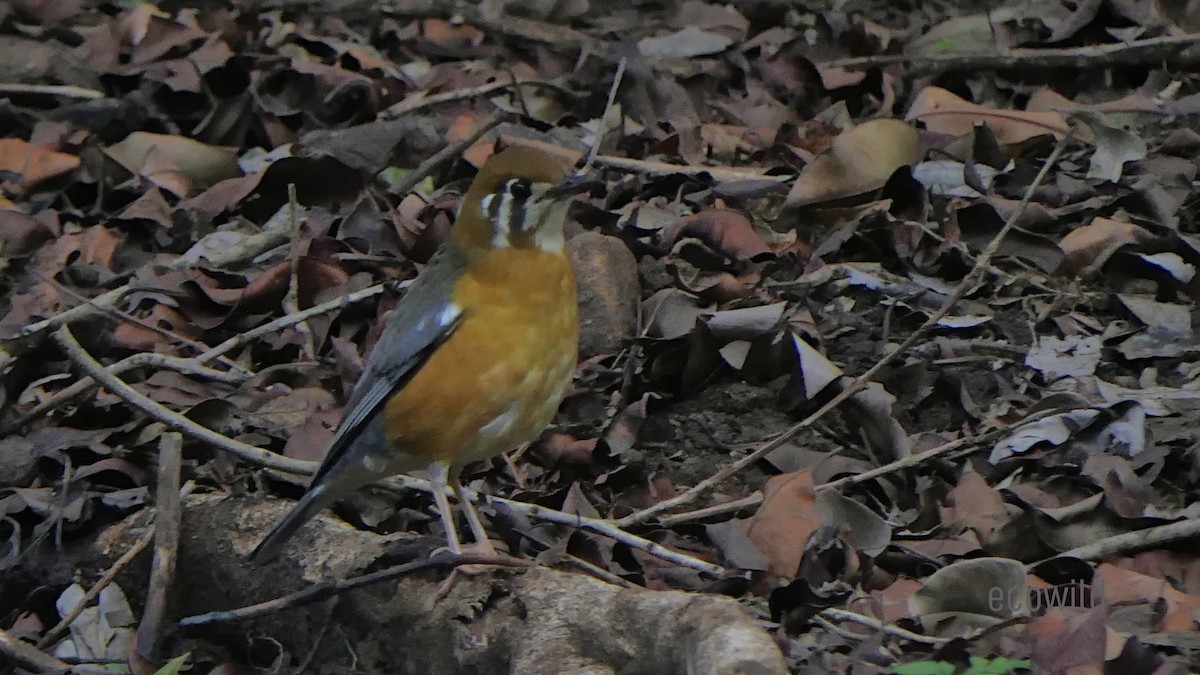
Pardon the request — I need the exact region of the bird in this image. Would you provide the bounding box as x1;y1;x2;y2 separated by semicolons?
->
251;144;594;562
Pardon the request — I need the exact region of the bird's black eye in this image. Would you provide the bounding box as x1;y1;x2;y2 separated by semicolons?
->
508;179;531;200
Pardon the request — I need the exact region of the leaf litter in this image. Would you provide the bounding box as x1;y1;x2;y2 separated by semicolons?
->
1;0;1200;672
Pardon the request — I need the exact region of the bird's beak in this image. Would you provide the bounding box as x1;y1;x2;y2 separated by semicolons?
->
545;173;602;199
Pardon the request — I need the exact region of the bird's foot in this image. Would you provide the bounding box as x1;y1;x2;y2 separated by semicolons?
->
434;541;505;600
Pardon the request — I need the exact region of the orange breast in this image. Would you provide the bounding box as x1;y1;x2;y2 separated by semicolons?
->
382;247;578;470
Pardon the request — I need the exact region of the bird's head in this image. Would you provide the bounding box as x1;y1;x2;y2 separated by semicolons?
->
452;145;596;253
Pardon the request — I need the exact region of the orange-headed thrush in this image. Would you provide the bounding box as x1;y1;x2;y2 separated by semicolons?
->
251;144;593;561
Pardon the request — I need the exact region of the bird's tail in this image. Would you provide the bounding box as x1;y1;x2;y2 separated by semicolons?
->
249;486;335;563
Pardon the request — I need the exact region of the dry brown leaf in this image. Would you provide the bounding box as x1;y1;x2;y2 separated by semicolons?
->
0;138;81;190
661;209;774;262
785;118;920;207
944;471;1009;546
1056;217;1156;277
105;132;241;191
746;470;822;579
0;211;55;256
906;86;1069;148
1094;564;1200;632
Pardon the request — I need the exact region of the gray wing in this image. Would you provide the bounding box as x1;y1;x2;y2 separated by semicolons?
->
308;244;467;486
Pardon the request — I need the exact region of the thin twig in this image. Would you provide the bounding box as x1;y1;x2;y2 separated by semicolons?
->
2;626;107;674
5;352;246;433
390;110;508;196
1037;517;1200;566
36;481;195;653
381;79;567;119
296;598;339;673
479;496;726;577
504;134;782;183
561;556;638;588
37;525;156;650
0;82;105;99
306;472;727;576
582;57;626;172
658;493;764;527
818;608;949;645
815;409;1062;493
29;268;246;374
617;129;1077;528
134;433;183;663
822;33;1200;74
381;1;598;56
54;457;71;550
585;154;778;184
653;415;1055;527
283;184;316;360
178;552;528;627
51;325;312;473
197;283;391;363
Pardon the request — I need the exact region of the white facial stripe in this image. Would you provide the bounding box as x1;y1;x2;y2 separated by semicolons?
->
495;184;516;231
481;179;568;249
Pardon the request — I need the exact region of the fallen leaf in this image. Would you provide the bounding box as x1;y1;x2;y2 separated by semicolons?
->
0;138;80;190
746;471;822;579
909;557;1030;627
1025;335;1103;380
638;25;734;58
906;86;1069;147
785;119;920;207
106;132;241;191
1056;217;1156;277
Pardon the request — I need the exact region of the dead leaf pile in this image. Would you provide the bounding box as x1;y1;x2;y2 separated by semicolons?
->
3;0;1200;672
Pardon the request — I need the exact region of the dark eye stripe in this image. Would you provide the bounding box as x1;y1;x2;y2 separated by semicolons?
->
508;178;531;200
496;179;528;234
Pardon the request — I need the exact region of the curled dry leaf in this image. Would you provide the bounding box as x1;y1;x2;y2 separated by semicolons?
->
945;471;1009;547
790;334;841;400
531;432;598;469
0;138;81;191
1025;334;1103;380
660;209;774;263
1073;110;1147;183
638;25;735;59
784;118;921;208
1094;563;1200;632
909;556;1030;627
704;302;786;341
1116;294;1197;359
989;401;1146;463
105;132;241;191
0;211;56;256
1056;217;1157;277
640;288;707;340
812;490;890;557
906;86;1069;148
746;470;822;579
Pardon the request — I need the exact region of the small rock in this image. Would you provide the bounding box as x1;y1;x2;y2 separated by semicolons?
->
0;436;38;488
568;232;639;358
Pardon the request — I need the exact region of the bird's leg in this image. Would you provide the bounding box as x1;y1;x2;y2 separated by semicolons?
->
428;462;463;555
434;472;502;598
452;481;497;555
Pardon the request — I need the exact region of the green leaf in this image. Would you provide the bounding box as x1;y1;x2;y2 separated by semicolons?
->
934;38;957;53
891;661;956;675
153;653;191;675
963;656;1031;674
